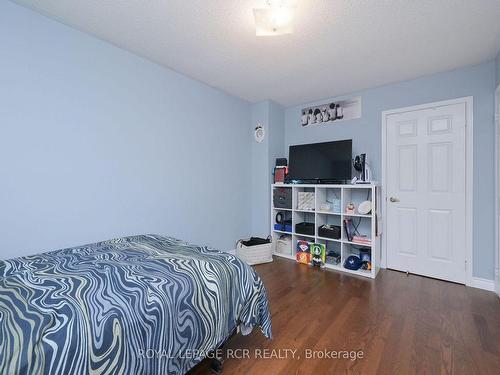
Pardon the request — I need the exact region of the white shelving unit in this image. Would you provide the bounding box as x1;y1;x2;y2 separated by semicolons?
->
271;183;381;279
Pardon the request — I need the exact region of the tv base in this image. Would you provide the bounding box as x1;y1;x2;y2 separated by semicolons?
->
285;179;351;185
351;177;373;185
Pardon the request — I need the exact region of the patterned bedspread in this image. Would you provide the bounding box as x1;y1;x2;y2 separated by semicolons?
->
0;234;272;375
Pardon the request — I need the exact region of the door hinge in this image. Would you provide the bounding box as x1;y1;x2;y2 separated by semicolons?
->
465;260;467;271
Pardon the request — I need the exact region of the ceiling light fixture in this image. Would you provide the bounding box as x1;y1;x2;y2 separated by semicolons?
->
253;1;295;36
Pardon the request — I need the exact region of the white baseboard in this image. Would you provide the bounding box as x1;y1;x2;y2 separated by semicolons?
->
468;277;495;292
380;266;495;292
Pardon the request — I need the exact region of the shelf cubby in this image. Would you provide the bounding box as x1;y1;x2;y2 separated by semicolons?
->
293;210;315;235
292;186;315;211
316;213;342;240
273;233;294;259
342;215;372;244
315;187;341;214
342;187;373;217
342;243;373;275
316;238;342;268
272;208;293;234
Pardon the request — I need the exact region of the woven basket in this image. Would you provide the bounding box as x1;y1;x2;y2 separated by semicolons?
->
236;240;273;266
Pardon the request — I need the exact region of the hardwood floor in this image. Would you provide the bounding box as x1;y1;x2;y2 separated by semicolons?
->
190;257;500;375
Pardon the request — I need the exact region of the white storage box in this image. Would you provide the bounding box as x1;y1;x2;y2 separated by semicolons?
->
276;236;292;256
236;240;273;265
298;192;315;210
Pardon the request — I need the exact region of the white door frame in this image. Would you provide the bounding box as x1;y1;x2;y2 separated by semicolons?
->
495;85;500;296
381;97;474;286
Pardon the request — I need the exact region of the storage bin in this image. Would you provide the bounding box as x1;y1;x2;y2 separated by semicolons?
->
298;192;315;210
236;239;273;265
274;223;293;233
318;225;341;239
295;222;315;236
273;188;292;209
276;236;292;255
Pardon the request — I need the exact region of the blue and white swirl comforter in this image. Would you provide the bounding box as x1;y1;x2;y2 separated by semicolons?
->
0;234;272;374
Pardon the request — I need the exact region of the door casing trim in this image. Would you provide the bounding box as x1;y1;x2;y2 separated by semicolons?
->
495;84;500;297
381;97;473;286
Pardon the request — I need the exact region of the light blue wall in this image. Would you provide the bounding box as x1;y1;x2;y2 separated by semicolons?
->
250;101;285;236
268;100;285;186
2;1;497;279
284;62;496;280
0;0;252;259
250;102;271;236
496;50;500;86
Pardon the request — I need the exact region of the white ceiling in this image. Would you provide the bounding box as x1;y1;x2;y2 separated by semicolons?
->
12;0;500;107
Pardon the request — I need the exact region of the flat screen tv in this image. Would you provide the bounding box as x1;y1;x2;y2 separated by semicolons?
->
287;140;352;183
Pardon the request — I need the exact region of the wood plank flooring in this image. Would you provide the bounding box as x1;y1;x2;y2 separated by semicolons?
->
189;257;500;375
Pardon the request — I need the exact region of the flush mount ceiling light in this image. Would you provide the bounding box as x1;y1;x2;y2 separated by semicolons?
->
253;1;295;36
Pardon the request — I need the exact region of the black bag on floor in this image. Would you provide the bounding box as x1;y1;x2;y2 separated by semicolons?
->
241;237;271;247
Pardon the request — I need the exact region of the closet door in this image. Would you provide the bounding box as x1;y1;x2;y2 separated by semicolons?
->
386;102;467;284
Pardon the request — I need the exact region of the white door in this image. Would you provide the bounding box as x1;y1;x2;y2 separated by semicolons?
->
386;101;467;283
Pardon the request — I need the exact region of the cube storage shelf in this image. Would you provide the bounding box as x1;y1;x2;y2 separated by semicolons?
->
271;183;381;279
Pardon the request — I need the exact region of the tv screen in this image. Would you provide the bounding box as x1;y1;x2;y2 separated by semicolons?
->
288;140;352;182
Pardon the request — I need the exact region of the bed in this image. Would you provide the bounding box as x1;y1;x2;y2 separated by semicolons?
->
0;234;272;375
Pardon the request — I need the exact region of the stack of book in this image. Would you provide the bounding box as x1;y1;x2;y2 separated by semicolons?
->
352;235;371;246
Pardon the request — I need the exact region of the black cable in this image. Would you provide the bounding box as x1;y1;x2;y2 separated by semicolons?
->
352;217;362;236
351;189;371;236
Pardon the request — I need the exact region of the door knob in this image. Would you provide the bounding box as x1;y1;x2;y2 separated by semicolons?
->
389;197;400;203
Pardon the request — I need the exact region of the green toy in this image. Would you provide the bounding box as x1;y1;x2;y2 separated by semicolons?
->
311;243;326;267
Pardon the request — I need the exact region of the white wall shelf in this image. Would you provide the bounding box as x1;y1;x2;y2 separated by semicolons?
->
301;96;362;126
271;183;381;279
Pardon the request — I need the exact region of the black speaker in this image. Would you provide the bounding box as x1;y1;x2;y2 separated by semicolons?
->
275;158;288;167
